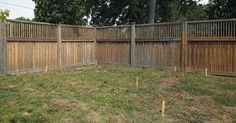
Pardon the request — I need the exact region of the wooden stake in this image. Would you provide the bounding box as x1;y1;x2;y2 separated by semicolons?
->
205;68;208;76
162;100;165;117
45;65;48;72
136;76;139;87
174;66;177;72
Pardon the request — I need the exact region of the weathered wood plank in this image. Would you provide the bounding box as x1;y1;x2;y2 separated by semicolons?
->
131;23;136;66
0;22;7;73
181;21;188;71
57;25;62;69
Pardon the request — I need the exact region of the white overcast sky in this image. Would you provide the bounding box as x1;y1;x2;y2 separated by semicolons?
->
0;0;209;19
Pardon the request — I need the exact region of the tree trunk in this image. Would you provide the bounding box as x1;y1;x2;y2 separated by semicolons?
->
148;0;157;24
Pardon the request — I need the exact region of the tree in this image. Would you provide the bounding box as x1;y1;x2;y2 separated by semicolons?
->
155;0;206;22
148;0;156;23
33;0;206;26
86;0;205;25
33;0;86;25
85;0;148;26
15;17;31;21
206;0;236;19
168;0;207;21
0;9;10;22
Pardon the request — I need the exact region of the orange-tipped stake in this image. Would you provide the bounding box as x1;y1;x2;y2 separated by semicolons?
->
136;76;139;87
45;65;48;72
162;100;165;117
205;68;208;76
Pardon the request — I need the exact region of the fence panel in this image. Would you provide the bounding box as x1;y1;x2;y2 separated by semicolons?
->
7;42;58;73
136;22;181;40
187;19;236;75
6;20;57;41
188;19;236;40
96;26;131;65
187;41;236;74
4;20;96;73
5;20;58;73
135;23;182;70
61;25;96;67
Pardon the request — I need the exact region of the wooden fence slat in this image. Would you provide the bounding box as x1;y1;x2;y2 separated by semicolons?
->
131;23;136;66
0;22;7;73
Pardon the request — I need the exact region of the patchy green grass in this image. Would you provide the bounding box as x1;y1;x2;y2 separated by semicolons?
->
0;65;235;123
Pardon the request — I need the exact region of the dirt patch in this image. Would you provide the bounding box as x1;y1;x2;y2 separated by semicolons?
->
86;110;101;123
128;93;138;98
53;98;89;111
159;77;179;88
23;88;46;96
168;91;183;101
68;82;80;89
8;101;17;106
142;83;150;88
0;84;17;89
62;118;76;123
155;77;180;102
75;66;95;71
54;98;101;122
108;115;125;123
205;113;234;123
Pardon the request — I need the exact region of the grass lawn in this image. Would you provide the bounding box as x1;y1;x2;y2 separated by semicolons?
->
0;65;235;123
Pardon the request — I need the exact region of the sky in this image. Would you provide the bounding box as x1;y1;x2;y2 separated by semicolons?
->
0;0;209;19
0;0;35;19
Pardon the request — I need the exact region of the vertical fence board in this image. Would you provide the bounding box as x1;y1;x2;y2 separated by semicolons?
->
0;22;7;73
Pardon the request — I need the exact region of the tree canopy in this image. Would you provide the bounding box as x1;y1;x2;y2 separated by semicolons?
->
0;9;10;22
207;0;236;19
160;0;207;21
85;0;148;26
33;0;86;25
85;0;205;25
15;17;31;21
32;0;236;26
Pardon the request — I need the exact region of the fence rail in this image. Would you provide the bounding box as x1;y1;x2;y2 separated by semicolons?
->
0;19;236;76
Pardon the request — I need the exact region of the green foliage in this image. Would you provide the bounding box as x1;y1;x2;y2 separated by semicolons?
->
15;17;31;21
92;93;135;111
167;0;207;21
181;94;193;101
155;0;207;22
85;0;148;26
215;94;236;107
32;0;236;25
33;0;86;25
173;79;214;96
0;9;10;22
85;0;206;25
207;0;236;19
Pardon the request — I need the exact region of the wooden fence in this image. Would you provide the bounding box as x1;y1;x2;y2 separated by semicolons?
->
0;19;236;76
96;19;236;76
0;20;96;73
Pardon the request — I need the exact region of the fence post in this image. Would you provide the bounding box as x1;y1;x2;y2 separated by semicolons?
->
0;21;7;73
57;24;62;69
94;27;97;65
131;22;136;66
181;21;188;71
